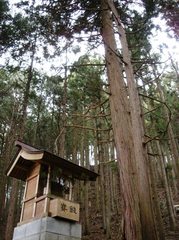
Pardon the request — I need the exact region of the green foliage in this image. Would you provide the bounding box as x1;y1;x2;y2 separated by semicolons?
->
109;160;118;172
161;71;179;136
0;0;9;22
142;0;157;15
68;55;105;110
141;0;179;38
65;54;110;159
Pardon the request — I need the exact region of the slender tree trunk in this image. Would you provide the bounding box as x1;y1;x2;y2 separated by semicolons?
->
73;145;79;201
55;45;68;158
15;182;24;224
113;166;121;216
108;138;115;212
156;141;176;230
58;71;67;158
84;143;90;235
96;118;108;233
104;143;111;239
165;144;178;196
5;43;36;240
110;141;120;215
84;180;89;235
156;80;179;179
0;102;19;239
32;94;43;146
94;139;100;212
109;163;115;212
148;144;165;239
5;180;19;240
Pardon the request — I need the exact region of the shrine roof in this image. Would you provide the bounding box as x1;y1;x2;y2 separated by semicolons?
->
6;140;99;181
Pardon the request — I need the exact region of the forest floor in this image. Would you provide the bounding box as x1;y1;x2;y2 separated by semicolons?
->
164;193;179;240
165;216;179;240
81;182;179;240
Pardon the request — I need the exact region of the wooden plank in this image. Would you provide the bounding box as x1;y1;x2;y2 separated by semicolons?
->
49;198;80;222
32;174;40;217
22;199;34;221
25;176;38;200
35;198;45;218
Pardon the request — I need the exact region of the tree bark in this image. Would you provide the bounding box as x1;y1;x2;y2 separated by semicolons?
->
156;141;176;230
101;0;158;239
101;1;142;239
5;180;19;240
5;42;36;240
94;139;100;212
104;143;111;239
84;143;90;235
156;80;179;179
55;47;68;157
0;102;19;239
148;144;165;239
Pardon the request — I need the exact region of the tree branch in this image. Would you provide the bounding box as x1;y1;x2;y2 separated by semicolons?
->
70;113;111;119
64;124;112;132
84;99;109;115
143;106;161;116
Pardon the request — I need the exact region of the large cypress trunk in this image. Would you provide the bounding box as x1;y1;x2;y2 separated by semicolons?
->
101;1;141;239
100;0;158;239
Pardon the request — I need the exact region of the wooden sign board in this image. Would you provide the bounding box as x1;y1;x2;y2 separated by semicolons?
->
49;198;80;222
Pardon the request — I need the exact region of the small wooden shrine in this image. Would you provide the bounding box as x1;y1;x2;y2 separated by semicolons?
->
6;140;99;224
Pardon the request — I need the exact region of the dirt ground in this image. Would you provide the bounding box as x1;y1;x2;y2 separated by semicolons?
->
81;183;179;240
